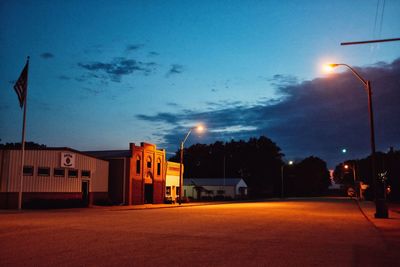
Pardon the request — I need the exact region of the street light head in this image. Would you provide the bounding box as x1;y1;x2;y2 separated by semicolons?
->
288;160;294;165
323;63;339;72
195;125;205;133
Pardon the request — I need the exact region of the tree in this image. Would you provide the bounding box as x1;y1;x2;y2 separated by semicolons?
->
290;157;331;196
169;136;284;198
0;142;47;149
333;148;400;201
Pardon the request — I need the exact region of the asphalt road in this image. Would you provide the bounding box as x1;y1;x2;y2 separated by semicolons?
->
1;198;399;266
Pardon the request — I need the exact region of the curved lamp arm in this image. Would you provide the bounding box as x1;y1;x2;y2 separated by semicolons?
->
329;63;368;88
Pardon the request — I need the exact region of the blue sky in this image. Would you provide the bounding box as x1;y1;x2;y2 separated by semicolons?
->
1;0;399;168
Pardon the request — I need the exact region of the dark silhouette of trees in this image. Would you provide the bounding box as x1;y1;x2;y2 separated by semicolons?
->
169;136;284;197
334;148;400;201
170;136;331;198
288;157;331;196
0;142;47;149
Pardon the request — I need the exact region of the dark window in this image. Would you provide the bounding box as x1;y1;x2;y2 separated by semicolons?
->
166;186;171;196
136;156;141;174
23;166;34;176
217;190;225;195
54;168;65;177
81;170;91;178
38;167;50;176
176;187;180;195
147;156;152;168
157;160;161;176
68;169;78;178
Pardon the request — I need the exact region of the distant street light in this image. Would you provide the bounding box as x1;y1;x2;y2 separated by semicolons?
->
178;125;205;205
343;162;357;184
325;63;388;218
281;160;294;198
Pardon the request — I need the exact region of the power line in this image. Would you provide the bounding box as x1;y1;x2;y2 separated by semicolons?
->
341;38;400;46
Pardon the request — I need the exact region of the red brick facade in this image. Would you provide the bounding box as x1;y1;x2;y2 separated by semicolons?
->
127;143;166;205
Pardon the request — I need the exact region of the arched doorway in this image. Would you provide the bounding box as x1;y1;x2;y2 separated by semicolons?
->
144;172;154;203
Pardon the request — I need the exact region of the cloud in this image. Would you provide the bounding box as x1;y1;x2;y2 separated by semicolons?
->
126;44;144;51
82;87;106;96
40;52;54;59
166;64;184;77
78;57;157;82
137;58;400;167
166;102;179;107
58;75;71;80
136;112;181;125
148;51;160;57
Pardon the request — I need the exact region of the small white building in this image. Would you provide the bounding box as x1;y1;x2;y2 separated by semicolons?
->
183;178;248;200
0;148;109;209
165;161;181;203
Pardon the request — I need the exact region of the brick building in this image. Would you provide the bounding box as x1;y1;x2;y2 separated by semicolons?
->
87;142;167;205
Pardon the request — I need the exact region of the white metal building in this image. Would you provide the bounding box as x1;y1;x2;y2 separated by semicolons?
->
183;178;248;200
0;148;109;209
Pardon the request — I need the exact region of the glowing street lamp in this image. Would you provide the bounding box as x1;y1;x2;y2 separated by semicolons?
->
281;160;294;198
343;163;357;183
325;63;388;218
178;125;205;205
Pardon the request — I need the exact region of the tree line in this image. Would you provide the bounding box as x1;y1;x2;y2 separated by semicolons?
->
333;147;400;201
169;136;331;198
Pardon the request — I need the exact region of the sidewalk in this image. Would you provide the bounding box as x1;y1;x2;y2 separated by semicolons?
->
388;202;400;214
92;201;224;211
356;200;400;224
356;200;400;259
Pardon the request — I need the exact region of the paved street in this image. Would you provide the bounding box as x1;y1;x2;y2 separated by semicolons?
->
1;198;399;266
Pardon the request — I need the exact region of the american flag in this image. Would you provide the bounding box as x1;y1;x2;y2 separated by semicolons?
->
13;59;29;108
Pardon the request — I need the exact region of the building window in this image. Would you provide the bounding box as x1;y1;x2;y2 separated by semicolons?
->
81;170;91;178
166;186;171;196
176;186;180;195
38;167;50;176
217;190;225;195
23;166;34;176
147;156;152;168
68;169;78;178
136;156;141;174
54;168;65;177
157;158;161;175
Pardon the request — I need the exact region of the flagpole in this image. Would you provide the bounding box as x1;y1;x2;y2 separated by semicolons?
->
18;56;29;211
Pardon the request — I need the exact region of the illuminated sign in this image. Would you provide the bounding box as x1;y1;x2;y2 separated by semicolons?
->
61;152;76;168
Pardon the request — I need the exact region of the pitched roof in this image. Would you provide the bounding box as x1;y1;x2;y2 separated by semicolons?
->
0;147;108;162
184;178;246;187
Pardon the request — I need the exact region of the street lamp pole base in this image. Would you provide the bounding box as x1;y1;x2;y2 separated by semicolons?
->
374;199;389;218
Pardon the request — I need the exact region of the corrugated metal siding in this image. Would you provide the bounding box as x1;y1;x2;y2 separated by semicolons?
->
0;150;9;192
2;149;108;193
92;158;109;192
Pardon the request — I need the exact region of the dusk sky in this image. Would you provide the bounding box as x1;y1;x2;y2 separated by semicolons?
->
1;0;399;168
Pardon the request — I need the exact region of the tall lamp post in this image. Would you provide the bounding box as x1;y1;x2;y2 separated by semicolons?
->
178;125;204;205
326;63;388;218
281;160;294;198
